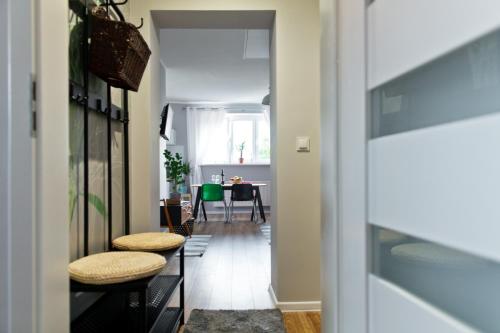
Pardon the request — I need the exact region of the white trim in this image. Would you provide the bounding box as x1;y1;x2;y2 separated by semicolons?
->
268;285;321;312
319;0;339;331
336;0;368;332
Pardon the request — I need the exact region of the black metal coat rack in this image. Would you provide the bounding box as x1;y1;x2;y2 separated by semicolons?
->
69;0;135;256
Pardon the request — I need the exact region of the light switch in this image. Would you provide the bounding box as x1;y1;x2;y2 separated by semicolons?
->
296;136;310;152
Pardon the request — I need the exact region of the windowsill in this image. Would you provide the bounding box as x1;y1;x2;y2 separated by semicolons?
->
200;163;270;167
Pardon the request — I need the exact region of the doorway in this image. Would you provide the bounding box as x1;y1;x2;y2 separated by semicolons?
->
156;12;275;317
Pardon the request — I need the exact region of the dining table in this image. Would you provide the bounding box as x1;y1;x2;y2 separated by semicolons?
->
191;183;267;222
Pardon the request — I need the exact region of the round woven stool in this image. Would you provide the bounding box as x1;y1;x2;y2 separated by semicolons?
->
68;251;166;285
112;232;185;252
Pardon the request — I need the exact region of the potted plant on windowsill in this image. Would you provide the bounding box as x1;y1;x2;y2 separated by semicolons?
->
163;149;191;200
237;142;245;164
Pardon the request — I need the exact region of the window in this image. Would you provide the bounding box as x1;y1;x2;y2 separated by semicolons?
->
228;114;270;164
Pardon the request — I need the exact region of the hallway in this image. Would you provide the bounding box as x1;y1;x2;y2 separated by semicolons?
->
166;217;273;317
166;217;320;333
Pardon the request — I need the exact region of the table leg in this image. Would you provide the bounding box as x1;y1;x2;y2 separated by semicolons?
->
251;199;255;221
193;187;201;220
201;202;208;221
255;187;266;222
180;246;185;325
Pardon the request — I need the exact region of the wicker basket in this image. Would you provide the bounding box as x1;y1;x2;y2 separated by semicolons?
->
89;7;151;91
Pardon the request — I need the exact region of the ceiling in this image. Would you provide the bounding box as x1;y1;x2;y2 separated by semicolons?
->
160;28;270;104
152;10;275;29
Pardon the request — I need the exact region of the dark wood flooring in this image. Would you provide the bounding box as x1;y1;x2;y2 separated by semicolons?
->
169;214;321;333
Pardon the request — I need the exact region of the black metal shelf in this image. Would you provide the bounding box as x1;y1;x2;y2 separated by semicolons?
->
71;246;185;333
150;308;183;333
131;275;183;331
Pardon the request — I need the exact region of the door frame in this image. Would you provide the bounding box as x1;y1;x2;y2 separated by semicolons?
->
336;0;368;332
0;0;35;332
1;0;70;332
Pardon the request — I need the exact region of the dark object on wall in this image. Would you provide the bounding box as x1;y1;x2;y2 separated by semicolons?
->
160;104;174;140
89;7;151;91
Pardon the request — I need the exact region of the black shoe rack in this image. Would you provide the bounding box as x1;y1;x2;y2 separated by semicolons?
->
71;246;185;333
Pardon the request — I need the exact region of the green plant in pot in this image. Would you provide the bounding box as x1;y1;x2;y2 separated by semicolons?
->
163;149;191;199
237;141;245;164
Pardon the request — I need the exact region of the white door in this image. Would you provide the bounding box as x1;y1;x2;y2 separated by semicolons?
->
366;0;500;333
335;1;500;332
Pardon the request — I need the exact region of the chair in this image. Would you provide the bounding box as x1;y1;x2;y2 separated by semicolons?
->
201;184;228;223
228;183;257;223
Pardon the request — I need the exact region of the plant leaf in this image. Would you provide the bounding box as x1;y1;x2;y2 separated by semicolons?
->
79;192;107;218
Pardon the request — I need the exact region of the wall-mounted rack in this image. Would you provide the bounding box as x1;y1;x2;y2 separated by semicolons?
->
69;0;132;256
69;82;124;121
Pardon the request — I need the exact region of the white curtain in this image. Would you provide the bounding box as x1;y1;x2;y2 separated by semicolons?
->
186;108;228;185
262;105;271;127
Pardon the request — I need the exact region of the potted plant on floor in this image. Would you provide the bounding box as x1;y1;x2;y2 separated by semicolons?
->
163;149;191;199
237;141;245;164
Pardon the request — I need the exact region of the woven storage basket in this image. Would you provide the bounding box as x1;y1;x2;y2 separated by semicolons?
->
68;251;166;285
89;7;151;91
171;220;194;237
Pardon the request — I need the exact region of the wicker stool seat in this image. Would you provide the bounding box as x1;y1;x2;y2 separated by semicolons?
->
112;232;185;252
68;251;166;285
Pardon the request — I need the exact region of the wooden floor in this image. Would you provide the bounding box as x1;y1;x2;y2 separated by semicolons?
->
168;214;321;332
283;312;321;333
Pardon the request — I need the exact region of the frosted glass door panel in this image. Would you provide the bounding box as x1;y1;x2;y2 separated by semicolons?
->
371;29;500;138
368;0;500;88
372;226;499;333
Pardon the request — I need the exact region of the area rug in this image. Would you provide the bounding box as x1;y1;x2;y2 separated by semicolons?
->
260;224;271;245
183;309;286;333
176;235;212;257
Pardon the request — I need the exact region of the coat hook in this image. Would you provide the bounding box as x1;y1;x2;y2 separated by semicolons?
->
96;99;102;111
77;95;87;105
135;18;144;29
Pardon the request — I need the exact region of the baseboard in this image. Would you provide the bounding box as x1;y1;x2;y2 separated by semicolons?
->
268;284;321;312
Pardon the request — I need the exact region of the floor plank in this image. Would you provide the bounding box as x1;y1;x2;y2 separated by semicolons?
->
283;312;321;333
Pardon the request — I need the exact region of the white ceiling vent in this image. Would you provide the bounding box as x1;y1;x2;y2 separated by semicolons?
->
244;29;270;59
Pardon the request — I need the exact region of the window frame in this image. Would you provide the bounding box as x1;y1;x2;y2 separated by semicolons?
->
226;113;270;164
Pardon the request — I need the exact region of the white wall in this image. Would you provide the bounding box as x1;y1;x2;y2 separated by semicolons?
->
130;0;321;305
36;0;70;331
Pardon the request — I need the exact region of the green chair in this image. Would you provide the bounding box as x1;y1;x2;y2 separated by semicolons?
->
201;184;228;223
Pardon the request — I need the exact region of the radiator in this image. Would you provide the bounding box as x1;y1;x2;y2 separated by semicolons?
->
214;180;271;207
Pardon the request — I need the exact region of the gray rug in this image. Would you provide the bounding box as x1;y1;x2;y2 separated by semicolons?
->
184;309;285;333
260;225;271;245
176;235;212;257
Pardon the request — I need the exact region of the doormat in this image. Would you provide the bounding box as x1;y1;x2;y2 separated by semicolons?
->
260;224;271;245
183;309;285;333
